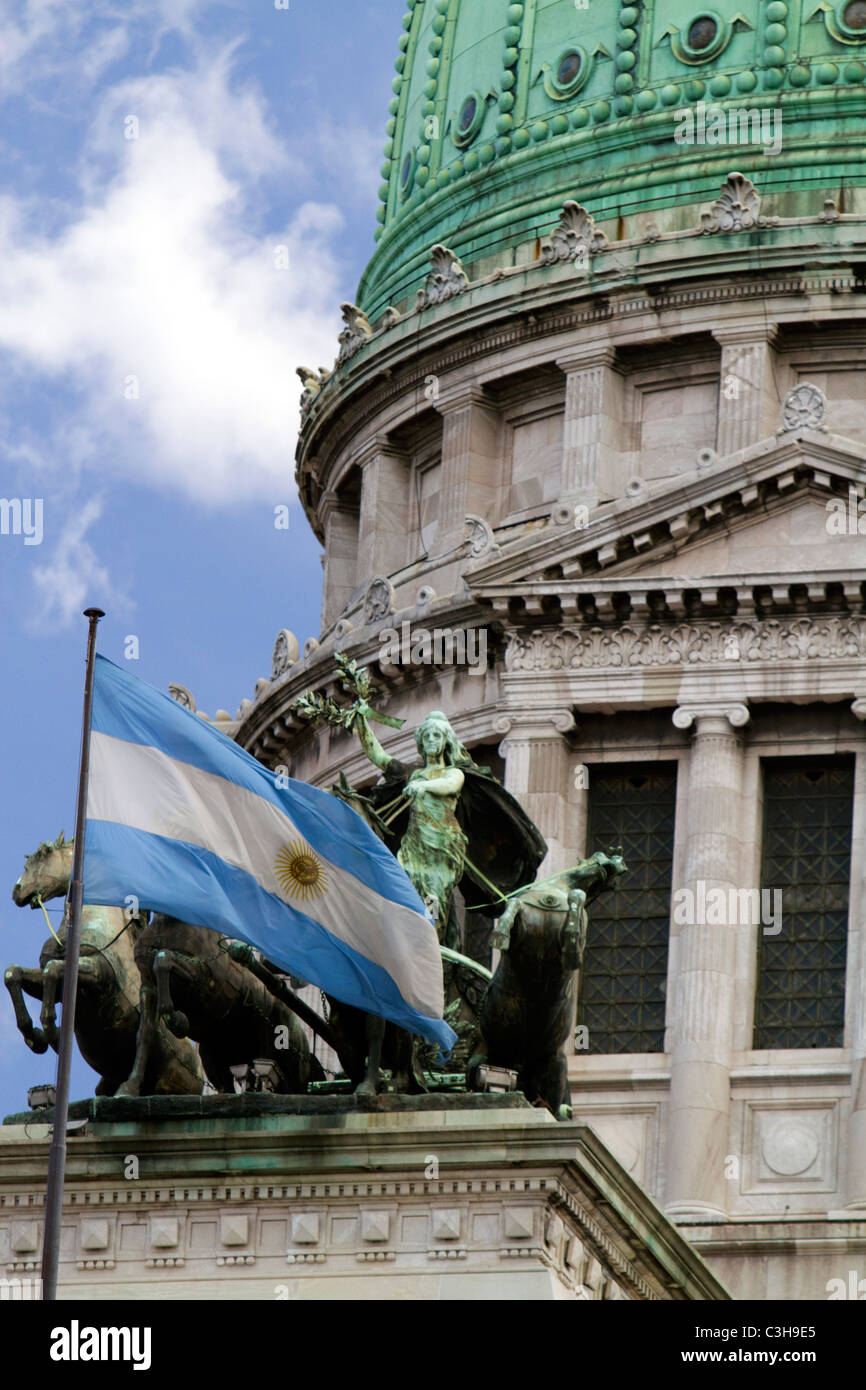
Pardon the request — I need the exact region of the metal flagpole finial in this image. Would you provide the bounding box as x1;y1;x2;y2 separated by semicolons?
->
41;605;105;1301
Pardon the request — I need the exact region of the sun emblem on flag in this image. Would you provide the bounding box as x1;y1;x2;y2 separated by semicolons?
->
274;838;329;901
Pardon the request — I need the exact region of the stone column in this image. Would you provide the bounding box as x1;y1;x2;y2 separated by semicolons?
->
319;491;360;629
355;437;410;584
434;385;502;555
495;711;584;876
496;710;585;1057
713;324;779;456
845;715;866;1208
557;346;623;510
665;702;750;1221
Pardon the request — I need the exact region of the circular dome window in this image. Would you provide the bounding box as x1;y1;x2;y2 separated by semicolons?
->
459;96;477;132
687;16;718;50
451;91;485;147
842;0;866;29
674;10;731;62
544;45;591;99
557;51;582;86
399;147;416;200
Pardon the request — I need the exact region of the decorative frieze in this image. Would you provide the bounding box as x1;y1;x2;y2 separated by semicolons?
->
506;617;866;673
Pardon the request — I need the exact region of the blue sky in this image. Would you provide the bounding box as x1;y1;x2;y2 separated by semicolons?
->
0;0;404;1118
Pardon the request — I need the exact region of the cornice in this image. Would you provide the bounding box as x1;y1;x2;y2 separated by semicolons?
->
467;436;866;599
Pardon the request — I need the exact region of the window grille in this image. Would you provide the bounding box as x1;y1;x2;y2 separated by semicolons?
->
753;757;853;1050
579;764;676;1054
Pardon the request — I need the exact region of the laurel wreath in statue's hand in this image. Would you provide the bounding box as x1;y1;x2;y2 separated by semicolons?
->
289;652;404;732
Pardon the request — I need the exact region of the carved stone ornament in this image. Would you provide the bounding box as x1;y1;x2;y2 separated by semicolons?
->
272;629;300;680
700;173;775;234
168;683;195;711
415;584;437;616
672;703;750;730
780;383;827;433
464;513;499;560
540;201;607;264
417;244;469;308
296;366;330;420
336;303;374;366
505;618;866;673
363;577;395;623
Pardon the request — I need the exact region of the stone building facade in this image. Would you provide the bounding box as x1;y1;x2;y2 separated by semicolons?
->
229;2;866;1299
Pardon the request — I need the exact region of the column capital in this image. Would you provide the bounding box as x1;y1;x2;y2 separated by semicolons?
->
319;488;359;526
432;381;490;415
556;345;618;374
353;433;408;470
495;709;577;739
852;698;866;721
672;702;750;731
712;322;779;347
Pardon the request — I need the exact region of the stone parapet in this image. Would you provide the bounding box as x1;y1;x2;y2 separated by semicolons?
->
0;1096;727;1301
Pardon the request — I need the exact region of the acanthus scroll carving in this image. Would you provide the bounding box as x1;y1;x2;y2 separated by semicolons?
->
417;245;469;308
700;172;777;234
505;618;866;673
540;201;607;264
363;577;395;623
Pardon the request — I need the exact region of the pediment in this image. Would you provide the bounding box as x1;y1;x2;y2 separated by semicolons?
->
469;431;866;620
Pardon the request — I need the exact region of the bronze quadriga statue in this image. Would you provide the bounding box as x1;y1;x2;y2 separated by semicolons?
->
7;834;202;1096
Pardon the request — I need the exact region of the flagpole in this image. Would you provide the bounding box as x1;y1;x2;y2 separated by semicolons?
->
42;606;104;1302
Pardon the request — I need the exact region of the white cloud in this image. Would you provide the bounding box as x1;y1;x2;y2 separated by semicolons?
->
0;0;232;98
0;53;344;505
32;496;119;627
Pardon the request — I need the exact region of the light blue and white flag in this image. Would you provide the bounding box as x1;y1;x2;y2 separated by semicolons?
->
83;655;456;1052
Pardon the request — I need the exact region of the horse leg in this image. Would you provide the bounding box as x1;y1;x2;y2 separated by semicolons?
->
390;1028;428;1095
154;949;194;1037
39;957;66;1050
116;952;159;1098
3;965;49;1053
355;1014;385;1096
524;1051;572;1121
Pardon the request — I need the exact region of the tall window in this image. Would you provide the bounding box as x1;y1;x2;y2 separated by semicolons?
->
579;764;676;1054
753;757;854;1050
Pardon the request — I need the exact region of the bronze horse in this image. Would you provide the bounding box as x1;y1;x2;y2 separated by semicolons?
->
7;834;203;1096
117;915;324;1096
472;851;627;1119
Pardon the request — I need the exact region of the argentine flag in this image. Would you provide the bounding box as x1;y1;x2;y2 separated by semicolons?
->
83;656;456;1052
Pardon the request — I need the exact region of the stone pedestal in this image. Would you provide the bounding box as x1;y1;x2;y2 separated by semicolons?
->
0;1094;727;1302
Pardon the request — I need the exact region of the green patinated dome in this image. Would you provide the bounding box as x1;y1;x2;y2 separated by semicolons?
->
359;0;866;316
